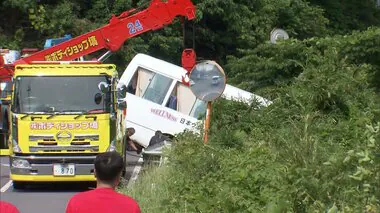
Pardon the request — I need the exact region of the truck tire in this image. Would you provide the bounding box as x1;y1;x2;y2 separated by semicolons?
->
12;181;27;190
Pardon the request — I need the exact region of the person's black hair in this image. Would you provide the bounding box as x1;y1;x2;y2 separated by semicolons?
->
94;151;125;184
126;127;135;136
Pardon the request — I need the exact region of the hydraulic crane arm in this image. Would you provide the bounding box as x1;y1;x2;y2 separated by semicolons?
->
14;0;196;65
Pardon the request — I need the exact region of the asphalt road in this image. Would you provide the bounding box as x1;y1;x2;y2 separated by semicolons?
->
0;152;142;213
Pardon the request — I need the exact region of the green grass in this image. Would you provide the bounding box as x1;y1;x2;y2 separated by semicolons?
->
118;164;173;213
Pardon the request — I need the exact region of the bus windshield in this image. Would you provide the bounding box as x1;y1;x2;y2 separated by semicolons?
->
12;76;111;114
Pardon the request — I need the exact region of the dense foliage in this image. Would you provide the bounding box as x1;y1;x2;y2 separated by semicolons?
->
227;27;380;95
122;27;380;212
1;0;379;69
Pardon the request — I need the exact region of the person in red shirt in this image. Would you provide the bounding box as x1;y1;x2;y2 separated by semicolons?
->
65;151;141;213
0;200;20;213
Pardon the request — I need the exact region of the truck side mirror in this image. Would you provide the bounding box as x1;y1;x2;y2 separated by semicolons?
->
94;93;102;104
98;82;109;93
117;84;127;99
117;101;127;109
117;84;128;109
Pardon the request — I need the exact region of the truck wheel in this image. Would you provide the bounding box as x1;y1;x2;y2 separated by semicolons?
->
12;181;27;190
87;181;97;189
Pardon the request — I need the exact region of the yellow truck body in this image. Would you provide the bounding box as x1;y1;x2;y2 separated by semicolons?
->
0;86;11;156
8;63;126;188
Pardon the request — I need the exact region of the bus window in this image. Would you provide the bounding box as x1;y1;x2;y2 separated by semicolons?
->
165;86;177;110
165;81;206;119
126;72;137;95
189;99;207;119
142;72;173;105
175;82;196;115
126;67;154;97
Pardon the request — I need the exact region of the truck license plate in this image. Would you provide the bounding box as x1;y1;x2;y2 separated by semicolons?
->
53;164;75;176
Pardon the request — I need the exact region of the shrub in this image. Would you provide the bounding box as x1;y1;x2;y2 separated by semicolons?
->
121;27;380;212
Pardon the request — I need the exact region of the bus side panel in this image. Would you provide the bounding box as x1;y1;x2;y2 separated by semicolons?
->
125;94;199;147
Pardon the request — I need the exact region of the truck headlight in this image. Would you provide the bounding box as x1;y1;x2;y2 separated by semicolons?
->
12;159;31;169
106;144;116;152
12;139;21;153
12;115;20;153
106;139;116;152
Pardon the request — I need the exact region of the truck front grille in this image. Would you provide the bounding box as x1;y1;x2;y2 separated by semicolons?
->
29;134;99;142
29;145;99;152
73;134;99;141
29;135;55;142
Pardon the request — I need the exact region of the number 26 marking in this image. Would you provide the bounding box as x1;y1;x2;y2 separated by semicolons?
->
127;20;143;35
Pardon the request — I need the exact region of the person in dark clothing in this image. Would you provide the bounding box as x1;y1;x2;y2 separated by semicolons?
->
148;130;168;147
124;128;144;154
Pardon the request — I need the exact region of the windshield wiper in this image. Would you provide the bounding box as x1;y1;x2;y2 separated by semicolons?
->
73;109;102;120
44;110;93;120
46;111;63;120
21;112;36;120
20;112;44;121
73;110;87;120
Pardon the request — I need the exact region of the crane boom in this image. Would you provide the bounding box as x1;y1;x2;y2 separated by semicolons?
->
13;0;195;65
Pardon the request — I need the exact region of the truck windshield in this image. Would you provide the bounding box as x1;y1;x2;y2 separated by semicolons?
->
12;76;111;114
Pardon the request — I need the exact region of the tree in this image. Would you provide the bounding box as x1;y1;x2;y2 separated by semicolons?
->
308;0;380;34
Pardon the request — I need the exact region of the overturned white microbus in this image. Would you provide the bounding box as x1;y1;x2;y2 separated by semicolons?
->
117;54;272;158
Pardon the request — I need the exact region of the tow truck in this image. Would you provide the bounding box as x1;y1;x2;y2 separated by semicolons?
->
0;0;196;189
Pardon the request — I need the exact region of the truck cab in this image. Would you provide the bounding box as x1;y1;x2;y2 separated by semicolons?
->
8;63;126;188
